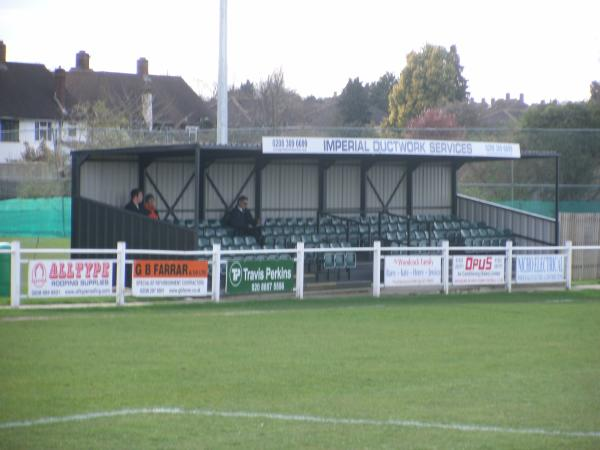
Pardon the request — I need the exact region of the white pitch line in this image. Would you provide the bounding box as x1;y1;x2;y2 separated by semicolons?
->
0;407;599;439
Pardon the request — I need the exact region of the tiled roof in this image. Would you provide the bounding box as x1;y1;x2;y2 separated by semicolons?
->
66;70;212;128
0;63;63;120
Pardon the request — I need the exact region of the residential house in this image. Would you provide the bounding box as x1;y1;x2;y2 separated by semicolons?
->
0;43;213;162
65;51;213;131
0;41;69;161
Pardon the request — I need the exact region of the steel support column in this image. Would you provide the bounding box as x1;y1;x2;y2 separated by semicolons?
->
555;155;560;245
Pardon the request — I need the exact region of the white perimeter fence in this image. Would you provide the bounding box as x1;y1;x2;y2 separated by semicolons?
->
2;240;598;309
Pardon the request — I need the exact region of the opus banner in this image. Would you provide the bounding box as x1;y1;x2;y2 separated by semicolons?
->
384;255;442;287
452;255;505;285
132;260;209;297
227;259;294;294
28;259;113;298
515;254;564;283
262;136;520;159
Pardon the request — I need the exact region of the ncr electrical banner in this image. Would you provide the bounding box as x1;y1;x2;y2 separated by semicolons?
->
132;260;209;297
515;255;564;283
384;255;442;287
452;255;505;286
28;260;113;298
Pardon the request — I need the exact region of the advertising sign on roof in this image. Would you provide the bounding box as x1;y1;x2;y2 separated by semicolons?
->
262;137;520;159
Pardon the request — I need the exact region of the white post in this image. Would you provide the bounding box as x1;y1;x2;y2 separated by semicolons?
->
116;241;126;306
216;0;228;145
372;241;381;298
10;241;21;308
212;243;221;302
442;240;449;295
296;242;304;299
505;240;513;293
565;240;572;290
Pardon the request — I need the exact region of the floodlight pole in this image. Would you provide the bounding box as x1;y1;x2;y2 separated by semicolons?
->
217;0;228;145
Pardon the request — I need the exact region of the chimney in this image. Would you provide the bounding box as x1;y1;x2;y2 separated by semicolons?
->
491;98;495;107
54;67;66;109
75;51;90;70
519;93;524;103
505;93;510;101
0;41;5;64
137;57;149;77
141;75;153;130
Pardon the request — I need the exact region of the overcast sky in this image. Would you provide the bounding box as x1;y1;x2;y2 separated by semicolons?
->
1;0;599;104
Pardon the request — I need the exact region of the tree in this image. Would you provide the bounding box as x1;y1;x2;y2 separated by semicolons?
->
591;81;600;104
337;77;370;125
519;101;600;199
404;108;464;139
368;72;397;115
258;69;289;129
385;44;469;127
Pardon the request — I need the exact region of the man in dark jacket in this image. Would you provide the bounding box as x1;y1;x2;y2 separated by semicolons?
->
124;188;145;214
227;195;259;237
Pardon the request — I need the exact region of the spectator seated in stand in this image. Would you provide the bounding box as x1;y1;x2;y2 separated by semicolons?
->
224;195;261;240
124;188;145;215
143;194;160;220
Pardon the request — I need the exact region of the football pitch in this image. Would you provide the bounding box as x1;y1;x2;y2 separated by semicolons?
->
1;291;599;449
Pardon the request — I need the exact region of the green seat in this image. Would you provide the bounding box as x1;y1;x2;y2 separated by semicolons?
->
323;253;335;270
334;253;346;269
233;236;246;246
345;252;357;269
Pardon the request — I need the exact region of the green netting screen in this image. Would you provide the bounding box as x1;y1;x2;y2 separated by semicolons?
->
0;197;70;237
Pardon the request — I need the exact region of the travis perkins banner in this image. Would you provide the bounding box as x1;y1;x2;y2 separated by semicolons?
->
262;137;520;159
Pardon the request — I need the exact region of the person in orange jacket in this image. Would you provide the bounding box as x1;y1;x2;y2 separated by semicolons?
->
143;194;160;220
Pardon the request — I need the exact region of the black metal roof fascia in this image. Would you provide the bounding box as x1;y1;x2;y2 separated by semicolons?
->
71;143;555;163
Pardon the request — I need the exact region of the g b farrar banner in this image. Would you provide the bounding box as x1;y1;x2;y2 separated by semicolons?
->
132;260;209;297
516;255;564;284
227;259;294;294
384;255;442;287
28;259;113;298
452;255;505;286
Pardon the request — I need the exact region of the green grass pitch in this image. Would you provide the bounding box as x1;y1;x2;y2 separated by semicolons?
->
1;290;599;449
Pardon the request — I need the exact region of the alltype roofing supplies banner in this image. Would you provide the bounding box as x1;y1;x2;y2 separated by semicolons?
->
132;260;209;297
452;255;505;286
262;136;520;159
384;255;442;286
28;260;113;298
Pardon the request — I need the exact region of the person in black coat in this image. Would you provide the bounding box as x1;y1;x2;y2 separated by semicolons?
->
124;188;146;214
227;195;260;237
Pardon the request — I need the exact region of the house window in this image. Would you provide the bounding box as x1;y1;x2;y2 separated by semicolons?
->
35;121;53;141
0;119;19;142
